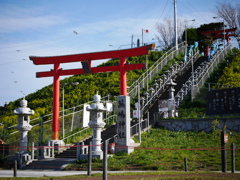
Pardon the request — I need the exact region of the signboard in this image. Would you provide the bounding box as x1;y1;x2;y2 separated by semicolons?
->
224;134;228;143
83;104;90;127
106;102;113;112
159;99;175;112
133;110;141;118
206;87;240;115
159;100;168;112
168;99;175;111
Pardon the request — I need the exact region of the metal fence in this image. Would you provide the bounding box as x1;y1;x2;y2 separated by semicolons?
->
128;42;186;98
192;45;232;99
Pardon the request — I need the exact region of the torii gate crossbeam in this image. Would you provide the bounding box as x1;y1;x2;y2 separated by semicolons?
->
30;44;155;141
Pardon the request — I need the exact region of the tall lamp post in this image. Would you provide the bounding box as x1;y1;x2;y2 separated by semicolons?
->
213;17;225;46
185;19;195;46
184;19;196;102
62;82;79;139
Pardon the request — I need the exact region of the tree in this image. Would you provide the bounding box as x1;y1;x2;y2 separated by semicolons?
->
182;28;198;45
215;1;240;48
155;18;186;51
197;22;224;53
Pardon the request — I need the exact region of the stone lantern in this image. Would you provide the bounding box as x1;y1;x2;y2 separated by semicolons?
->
13;98;34;161
86;93;106;159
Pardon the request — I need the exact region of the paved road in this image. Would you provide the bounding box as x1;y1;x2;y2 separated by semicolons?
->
1;169;239;178
0;170;101;177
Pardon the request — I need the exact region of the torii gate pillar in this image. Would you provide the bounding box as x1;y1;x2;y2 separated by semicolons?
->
53;63;60;140
30;44;155;145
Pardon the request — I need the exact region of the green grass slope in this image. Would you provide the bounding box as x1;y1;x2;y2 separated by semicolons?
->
66;125;240;171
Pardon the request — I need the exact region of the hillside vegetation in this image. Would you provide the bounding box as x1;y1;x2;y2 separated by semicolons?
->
66;125;240;171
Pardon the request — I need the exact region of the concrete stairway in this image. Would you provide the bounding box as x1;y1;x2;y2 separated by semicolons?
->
22;158;76;170
146;56;208;119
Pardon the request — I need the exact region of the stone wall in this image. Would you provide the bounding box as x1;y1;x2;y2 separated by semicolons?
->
156;118;240;133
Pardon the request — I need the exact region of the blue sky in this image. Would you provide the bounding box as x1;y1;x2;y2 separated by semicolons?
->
0;0;239;106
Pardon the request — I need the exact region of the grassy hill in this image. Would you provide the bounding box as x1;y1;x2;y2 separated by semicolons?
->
66;125;240;171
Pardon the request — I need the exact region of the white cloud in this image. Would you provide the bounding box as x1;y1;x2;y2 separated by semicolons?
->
0;5;67;33
0;16;67;33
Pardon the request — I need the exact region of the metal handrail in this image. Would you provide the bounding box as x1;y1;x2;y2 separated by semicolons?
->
141;50;200;112
128;42;186;98
192;45;232;99
174;44;232;107
61;114;117;144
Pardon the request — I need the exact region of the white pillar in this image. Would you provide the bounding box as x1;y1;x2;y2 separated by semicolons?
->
174;0;178;50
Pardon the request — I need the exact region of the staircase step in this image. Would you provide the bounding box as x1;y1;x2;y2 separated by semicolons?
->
22;158;75;170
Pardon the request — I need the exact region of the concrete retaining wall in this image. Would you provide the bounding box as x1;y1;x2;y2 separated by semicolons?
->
156;118;240;133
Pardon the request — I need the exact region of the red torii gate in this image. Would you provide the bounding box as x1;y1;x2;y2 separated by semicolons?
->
30;44;155;141
200;28;236;56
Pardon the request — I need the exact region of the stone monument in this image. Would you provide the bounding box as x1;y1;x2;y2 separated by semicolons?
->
116;95;135;154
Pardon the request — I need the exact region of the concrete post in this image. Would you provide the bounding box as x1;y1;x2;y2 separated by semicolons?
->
31;142;34;160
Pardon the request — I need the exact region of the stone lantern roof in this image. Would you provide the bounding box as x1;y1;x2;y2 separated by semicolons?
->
13;99;34;115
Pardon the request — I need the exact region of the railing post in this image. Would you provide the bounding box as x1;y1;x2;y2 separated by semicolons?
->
48;141;51;157
184;157;188;172
31;142;34;160
36;142;39;159
221;131;227;173
77;142;80;160
103;140;108;180
231;143;235;173
51;141;54;157
14;160;17;177
88;141;92;176
147;112;150;133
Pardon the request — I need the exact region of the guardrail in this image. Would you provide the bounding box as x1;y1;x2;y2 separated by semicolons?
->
61;114;117;144
192;45;232;99
128;42;186;98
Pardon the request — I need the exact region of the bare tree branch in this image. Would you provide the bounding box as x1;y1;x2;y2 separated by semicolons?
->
155;18;186;51
215;2;240;35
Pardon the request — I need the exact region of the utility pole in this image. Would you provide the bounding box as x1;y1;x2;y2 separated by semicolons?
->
174;0;178;50
131;34;134;48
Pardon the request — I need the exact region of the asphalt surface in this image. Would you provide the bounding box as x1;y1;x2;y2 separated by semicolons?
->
0;170;100;177
1;170;240;178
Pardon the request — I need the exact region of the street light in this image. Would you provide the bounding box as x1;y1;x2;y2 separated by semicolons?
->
184;19;195;102
62;82;79;139
213;17;225;46
185;19;195;46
